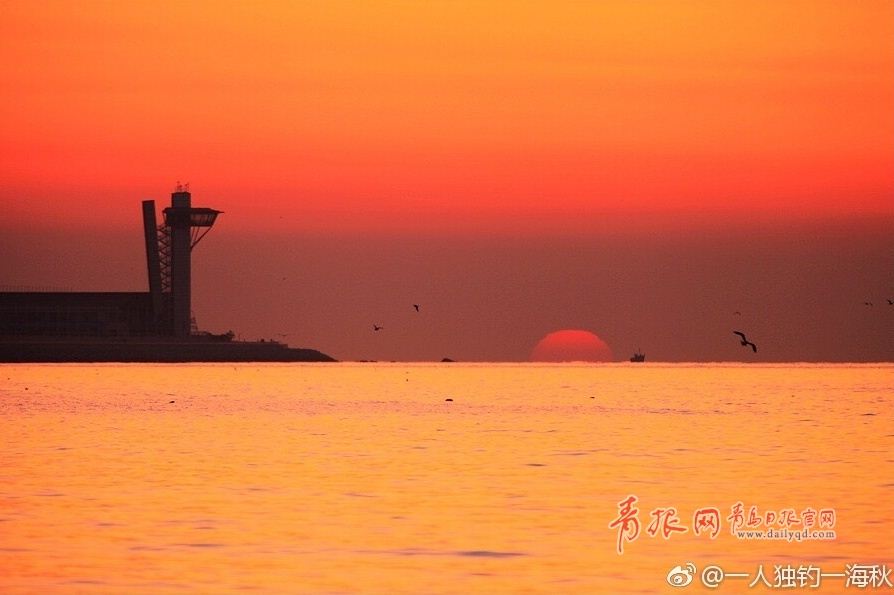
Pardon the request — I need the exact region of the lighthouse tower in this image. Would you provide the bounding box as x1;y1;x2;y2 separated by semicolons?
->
142;184;221;337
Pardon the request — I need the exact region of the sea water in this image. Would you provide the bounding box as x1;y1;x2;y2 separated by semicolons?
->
1;363;892;593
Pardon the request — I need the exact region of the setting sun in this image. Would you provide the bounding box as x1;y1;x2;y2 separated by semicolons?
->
530;329;614;362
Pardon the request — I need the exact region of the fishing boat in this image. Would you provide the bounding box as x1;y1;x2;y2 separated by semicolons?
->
630;349;645;362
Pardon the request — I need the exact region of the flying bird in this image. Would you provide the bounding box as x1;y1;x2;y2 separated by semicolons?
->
864;301;873;307
887;299;893;305
733;311;742;316
373;324;383;332
413;304;420;312
733;331;757;353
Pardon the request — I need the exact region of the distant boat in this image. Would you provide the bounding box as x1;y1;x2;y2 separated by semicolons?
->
630;349;645;363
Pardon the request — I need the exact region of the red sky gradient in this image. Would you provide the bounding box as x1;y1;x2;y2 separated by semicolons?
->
2;1;892;234
1;2;893;361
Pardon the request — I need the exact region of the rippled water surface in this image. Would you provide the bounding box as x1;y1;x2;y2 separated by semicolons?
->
1;363;892;593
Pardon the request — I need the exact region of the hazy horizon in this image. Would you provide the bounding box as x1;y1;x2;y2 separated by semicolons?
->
2;213;891;363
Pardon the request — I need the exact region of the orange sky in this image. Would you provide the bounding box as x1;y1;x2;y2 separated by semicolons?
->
2;2;893;362
2;1;892;234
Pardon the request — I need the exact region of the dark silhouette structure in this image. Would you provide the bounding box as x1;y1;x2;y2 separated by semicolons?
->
143;185;221;336
0;292;155;337
0;186;334;362
1;186;218;338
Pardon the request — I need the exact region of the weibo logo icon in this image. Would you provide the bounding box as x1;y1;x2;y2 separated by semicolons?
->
666;562;696;587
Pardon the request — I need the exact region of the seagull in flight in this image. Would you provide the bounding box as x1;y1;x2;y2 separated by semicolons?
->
413;304;420;312
887;299;893;305
733;331;757;353
373;324;383;332
864;301;873;307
